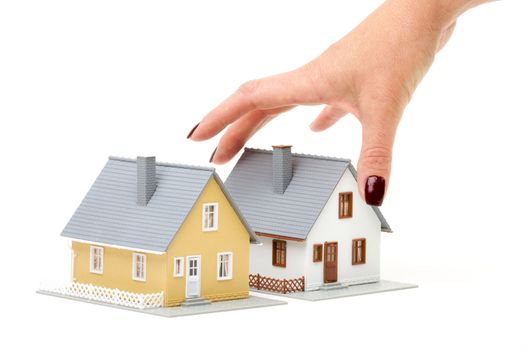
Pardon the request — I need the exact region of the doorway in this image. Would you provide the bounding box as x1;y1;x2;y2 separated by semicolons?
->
324;242;338;283
186;256;201;298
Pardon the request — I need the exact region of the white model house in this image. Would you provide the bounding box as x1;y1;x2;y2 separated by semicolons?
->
225;146;391;292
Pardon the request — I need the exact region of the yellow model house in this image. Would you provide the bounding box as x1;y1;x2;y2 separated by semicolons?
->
61;156;258;307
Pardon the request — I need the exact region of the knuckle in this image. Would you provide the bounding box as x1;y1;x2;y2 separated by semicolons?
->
230;135;246;151
225;131;248;153
238;80;260;97
360;146;392;171
298;60;320;79
236;80;261;109
300;60;330;102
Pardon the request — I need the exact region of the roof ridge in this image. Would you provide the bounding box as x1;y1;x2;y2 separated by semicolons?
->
244;147;351;163
109;156;216;172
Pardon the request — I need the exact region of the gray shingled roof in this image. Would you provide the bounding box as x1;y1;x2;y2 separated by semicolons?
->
224;148;391;240
62;157;257;252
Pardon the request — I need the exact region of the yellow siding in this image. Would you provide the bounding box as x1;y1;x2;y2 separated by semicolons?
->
72;241;167;295
165;177;250;306
70;176;251;307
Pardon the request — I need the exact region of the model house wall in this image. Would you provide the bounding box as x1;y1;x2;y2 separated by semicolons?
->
64;156;257;307
249;237;307;279
304;168;381;290
72;242;167;294
226;147;390;293
163;176;250;306
249;169;381;291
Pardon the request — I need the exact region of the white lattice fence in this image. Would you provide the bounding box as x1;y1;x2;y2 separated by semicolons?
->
41;282;164;309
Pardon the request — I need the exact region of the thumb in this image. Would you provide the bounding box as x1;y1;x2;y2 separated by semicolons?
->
357;112;400;206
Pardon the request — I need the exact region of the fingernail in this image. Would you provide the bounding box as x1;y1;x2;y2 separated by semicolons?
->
365;175;385;206
209;147;217;163
187;123;200;139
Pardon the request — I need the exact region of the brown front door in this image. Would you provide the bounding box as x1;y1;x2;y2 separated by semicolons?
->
324;242;338;283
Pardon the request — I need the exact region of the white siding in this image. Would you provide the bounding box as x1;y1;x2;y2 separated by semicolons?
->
304;169;381;290
249;168;382;290
250;236;306;279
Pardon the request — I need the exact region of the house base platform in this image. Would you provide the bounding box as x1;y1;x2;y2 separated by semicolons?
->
37;290;287;318
251;280;417;301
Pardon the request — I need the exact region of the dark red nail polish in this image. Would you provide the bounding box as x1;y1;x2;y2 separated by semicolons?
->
187;123;200;139
209;147;217;163
365;175;385;206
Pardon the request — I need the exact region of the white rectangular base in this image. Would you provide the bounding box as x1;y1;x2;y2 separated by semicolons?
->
37;290;287;317
251;280;417;301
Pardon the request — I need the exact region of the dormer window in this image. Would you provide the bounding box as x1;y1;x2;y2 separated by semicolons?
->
202;203;219;231
338;192;353;218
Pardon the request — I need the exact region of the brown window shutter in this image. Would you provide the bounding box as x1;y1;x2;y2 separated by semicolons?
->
283;241;287;267
272;240;277;265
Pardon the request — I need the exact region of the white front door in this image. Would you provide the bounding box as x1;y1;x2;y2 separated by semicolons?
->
186;256;201;298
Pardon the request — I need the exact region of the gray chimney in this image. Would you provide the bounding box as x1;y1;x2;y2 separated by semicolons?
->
137;156;157;206
272;145;293;194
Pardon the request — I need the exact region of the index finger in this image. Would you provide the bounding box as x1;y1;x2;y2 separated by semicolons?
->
189;67;323;141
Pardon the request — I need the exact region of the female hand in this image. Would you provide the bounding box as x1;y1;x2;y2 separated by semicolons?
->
187;0;492;206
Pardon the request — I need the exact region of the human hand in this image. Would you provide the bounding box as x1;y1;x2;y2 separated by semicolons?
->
187;0;491;206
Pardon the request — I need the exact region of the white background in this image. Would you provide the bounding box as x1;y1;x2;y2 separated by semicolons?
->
1;1;526;349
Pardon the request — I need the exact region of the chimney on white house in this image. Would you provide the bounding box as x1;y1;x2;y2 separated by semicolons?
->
137;156;157;206
272;145;293;194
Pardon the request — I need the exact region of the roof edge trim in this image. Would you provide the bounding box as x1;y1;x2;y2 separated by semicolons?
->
255;232;305;242
244;147;351;163
65;237;166;255
108;156;215;172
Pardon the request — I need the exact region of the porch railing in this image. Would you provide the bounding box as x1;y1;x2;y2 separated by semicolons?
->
249;273;305;294
40;281;164;309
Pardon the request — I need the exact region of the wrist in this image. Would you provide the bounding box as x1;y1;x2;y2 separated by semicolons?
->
384;0;489;30
437;0;492;18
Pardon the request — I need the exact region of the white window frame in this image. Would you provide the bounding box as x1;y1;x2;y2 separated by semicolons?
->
89;246;104;274
173;257;184;277
202;203;219;231
217;252;233;280
132;253;147;282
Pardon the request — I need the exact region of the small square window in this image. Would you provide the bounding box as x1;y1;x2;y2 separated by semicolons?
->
217;252;233;280
174;257;184;277
202;203;219;231
339;192;353;218
313;244;323;262
132;253;147;281
352;238;366;265
89;246;104;274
